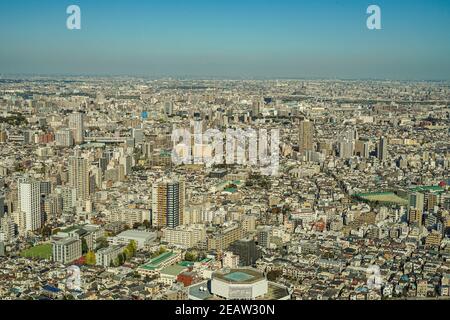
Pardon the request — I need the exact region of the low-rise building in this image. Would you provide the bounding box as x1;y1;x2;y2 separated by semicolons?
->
96;245;126;268
52;237;82;264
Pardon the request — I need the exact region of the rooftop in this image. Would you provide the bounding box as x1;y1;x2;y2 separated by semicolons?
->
117;230;156;241
160;265;186;277
212;268;265;284
188;281;215;300
140;251;177;271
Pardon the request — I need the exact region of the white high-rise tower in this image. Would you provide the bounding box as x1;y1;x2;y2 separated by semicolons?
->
69;112;85;145
69;156;90;201
18;176;42;232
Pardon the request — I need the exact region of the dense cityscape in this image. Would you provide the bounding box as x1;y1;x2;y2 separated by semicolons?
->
0;77;449;300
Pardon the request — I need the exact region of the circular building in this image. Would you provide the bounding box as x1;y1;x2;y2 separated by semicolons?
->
211;268;268;300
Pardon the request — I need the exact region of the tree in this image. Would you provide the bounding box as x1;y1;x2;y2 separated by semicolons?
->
117;253;125;265
127;240;137;256
86;251;96;266
133;222;142;229
143;220;151;229
184;251;197;262
151;246;167;258
123;248;131;261
267;270;283;281
81;238;89;254
41;225;52;239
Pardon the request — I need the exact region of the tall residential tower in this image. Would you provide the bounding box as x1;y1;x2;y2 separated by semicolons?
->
152;179;185;228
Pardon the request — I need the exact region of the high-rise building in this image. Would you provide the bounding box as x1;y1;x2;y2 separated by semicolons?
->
55;129;74;147
119;155;132;177
69;112;85;145
0;216;16;241
355;139;370;158
152;179;185;228
0;130;7;143
18;176;42;232
252;99;264;117
257;226;271;248
338;140;354;159
59;187;77;212
409;192;425;211
40;181;52;196
69;156;89;201
164;101;174;116
425;192;438;213
408;208;423;226
377;137;388;162
0;194;5;218
132;128;144;145
299;120;314;153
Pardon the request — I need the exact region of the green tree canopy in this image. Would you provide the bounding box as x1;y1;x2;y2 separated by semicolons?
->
86;251;96;266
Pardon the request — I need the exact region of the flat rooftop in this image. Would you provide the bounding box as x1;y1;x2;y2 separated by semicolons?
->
213;268;265;284
160;264;186;277
140;251;176;271
188;281;215;300
259;282;291;300
117;230;156;240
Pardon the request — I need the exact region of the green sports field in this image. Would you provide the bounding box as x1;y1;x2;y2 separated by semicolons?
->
354;192;408;205
20;244;52;260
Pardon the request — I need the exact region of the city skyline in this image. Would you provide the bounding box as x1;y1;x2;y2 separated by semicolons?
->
1;0;450;308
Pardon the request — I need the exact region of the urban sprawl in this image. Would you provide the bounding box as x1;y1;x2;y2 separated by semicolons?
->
0;78;449;300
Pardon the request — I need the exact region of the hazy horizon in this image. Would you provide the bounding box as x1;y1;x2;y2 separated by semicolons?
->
1;0;450;80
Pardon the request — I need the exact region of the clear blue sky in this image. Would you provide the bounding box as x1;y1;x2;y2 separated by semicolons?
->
0;0;449;79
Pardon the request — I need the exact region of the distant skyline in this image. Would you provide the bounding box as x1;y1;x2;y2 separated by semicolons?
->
1;0;450;80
